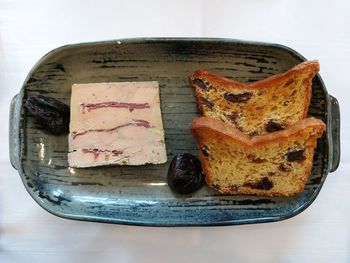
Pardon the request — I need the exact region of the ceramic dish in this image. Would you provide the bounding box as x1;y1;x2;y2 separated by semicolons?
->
9;38;340;226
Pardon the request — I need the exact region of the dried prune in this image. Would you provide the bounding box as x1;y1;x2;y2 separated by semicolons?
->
167;153;205;194
265;119;284;132
24;95;70;135
286;149;306;162
224;92;252;103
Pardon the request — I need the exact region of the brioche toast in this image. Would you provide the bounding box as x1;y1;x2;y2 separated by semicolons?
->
189;61;320;136
190;116;326;196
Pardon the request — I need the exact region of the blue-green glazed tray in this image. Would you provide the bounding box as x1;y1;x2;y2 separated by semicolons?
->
9;38;340;226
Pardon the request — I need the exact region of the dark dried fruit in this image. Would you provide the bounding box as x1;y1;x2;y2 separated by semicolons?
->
284;79;295;87
24;95;70;135
244;177;273;190
226;112;239;124
286;149;306;162
193;78;210;91
167;153;205;194
198;97;214;110
265;119;284;132
278;163;291;172
223;92;252;103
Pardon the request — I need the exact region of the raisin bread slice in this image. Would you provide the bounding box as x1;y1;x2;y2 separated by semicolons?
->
189;61;320;136
190;116;326;196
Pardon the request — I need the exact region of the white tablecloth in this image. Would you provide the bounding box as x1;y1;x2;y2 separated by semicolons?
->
1;0;349;262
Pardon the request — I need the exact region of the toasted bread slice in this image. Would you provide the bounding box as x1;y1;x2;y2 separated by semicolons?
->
189;61;320;136
190;116;326;196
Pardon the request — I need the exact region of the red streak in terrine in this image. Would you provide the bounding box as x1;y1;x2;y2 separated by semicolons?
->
72;119;151;139
81;101;150;113
82;148;123;160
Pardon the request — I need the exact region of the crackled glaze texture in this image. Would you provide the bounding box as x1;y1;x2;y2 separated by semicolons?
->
10;38;339;226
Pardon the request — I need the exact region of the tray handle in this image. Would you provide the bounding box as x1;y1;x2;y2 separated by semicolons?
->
9;94;21;170
329;95;340;172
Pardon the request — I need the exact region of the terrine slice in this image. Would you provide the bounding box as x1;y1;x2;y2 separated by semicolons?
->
68;81;167;168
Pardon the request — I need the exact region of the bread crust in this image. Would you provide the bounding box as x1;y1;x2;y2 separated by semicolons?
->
189;60;319;124
191;117;326;197
191;116;325;148
190;60;319;91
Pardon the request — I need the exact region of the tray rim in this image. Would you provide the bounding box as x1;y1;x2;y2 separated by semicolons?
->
11;37;334;227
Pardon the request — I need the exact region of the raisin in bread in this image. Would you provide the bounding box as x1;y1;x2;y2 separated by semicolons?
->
189;61;320;136
190;116;326;196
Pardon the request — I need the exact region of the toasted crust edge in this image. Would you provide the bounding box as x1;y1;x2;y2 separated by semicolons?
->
189;60;319;91
191;116;326;196
190;116;325;148
189;60;320;119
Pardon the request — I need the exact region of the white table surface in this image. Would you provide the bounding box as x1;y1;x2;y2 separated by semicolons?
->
1;0;349;262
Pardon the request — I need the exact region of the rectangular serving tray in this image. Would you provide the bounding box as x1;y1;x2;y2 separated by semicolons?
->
9;38;340;226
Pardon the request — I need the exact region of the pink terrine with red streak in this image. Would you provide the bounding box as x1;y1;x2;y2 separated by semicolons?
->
68;81;167;167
